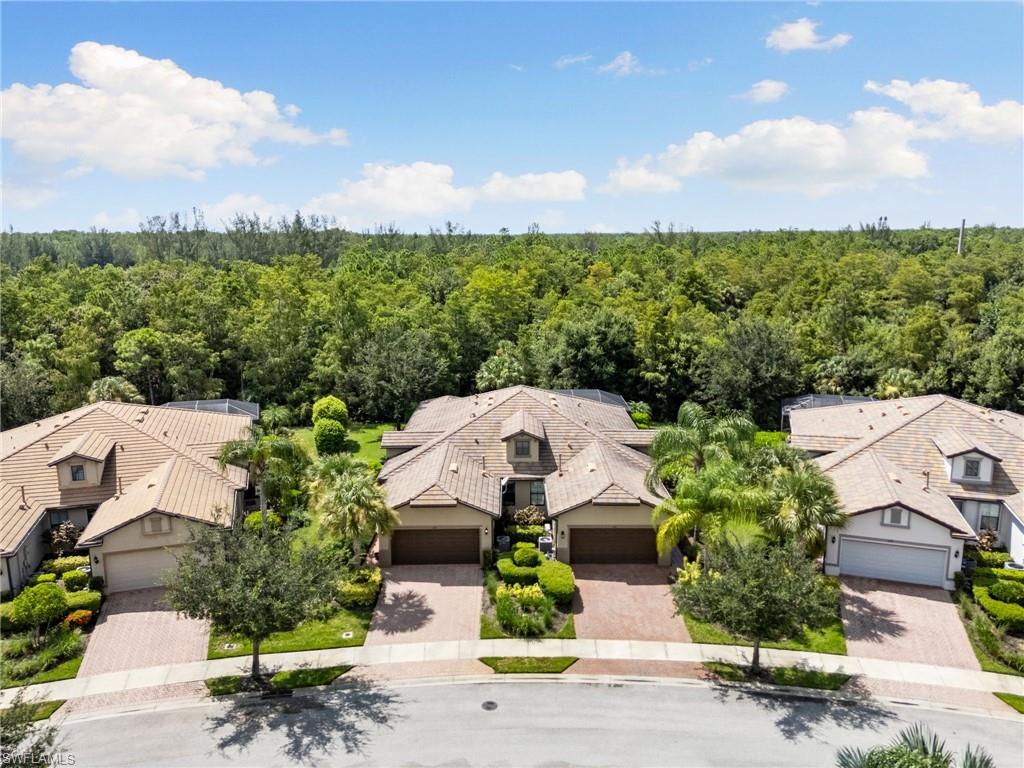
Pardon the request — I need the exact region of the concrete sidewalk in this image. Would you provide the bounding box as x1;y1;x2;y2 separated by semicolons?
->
3;639;1023;706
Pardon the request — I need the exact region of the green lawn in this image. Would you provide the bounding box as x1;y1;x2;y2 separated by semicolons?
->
1;638;86;689
995;692;1024;713
704;662;850;690
206;666;351;696
480;657;578;674
291;423;387;464
0;699;67;721
207;608;372;659
684;613;846;656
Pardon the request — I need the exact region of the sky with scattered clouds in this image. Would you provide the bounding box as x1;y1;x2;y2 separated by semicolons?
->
2;2;1021;233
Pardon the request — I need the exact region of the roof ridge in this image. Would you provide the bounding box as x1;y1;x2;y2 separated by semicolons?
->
0;402;104;462
941;397;1024;440
150;456;179;511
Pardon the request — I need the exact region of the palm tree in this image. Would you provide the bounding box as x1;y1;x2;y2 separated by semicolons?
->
308;455;399;564
836;723;994;768
647;402;756;489
762;463;845;553
651;461;768;555
259;405;293;434
219;431;307;534
87;376;144;403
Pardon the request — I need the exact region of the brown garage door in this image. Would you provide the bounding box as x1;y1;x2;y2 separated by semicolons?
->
570;528;657;564
391;528;480;565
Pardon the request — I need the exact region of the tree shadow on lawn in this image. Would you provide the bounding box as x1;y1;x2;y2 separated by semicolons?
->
370;589;435;635
204;676;403;764
710;675;892;742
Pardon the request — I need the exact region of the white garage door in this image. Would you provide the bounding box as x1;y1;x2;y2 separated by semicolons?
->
839;538;946;587
104;547;182;593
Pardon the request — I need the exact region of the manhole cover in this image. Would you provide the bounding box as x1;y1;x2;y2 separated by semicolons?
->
341;631;354;639
222;643;238;651
481;701;497;711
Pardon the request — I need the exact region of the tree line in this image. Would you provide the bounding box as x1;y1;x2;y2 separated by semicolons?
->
1;217;1022;430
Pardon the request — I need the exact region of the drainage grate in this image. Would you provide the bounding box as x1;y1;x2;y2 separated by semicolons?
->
481;701;498;711
222;643;238;651
341;631;354;639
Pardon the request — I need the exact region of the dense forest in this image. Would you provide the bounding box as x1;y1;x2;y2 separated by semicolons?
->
2;215;1022;431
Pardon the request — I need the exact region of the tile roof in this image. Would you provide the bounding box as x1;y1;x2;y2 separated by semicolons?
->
788;395;946;451
46;430;114;466
544;441;664;516
380;386;665;514
499;410;546;441
822;451;973;537
932;426;1002;461
0;402;250;554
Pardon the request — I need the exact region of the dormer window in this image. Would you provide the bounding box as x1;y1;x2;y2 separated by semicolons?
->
70;464;86;482
515;439;531;458
964;458;981;479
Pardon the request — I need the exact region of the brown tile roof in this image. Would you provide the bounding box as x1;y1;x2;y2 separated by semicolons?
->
385;442;501;515
545;441;664;516
932;426;1003;461
380;431;442;448
380;387;664;514
0;480;45;558
499;410;546;441
788;395;945;452
823;451;973;537
46;430;114;466
0;402;250;554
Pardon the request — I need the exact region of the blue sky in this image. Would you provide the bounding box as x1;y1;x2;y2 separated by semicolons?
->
2;1;1022;233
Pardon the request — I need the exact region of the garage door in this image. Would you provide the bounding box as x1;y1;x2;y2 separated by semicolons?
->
104;547;182;593
570;528;657;564
391;528;479;565
838;538;946;587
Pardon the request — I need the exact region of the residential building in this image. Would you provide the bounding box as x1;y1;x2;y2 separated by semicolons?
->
789;395;1024;588
377;386;667;566
0;401;250;594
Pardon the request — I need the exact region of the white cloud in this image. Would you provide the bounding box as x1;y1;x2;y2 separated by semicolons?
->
91;207;140;231
480;171;586;202
865;78;1024;141
201;193;290;225
687;57;714;72
1;180;59;210
766;18;851;53
509;64;526;73
598;51;664;77
601;157;681;195
554;53;592;69
738;79;790;103
1;41;347;180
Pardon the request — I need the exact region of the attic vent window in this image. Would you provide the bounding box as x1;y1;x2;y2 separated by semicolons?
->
449;462;459;473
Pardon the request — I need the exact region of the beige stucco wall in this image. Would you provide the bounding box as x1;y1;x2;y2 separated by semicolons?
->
553;503;668;565
824;507;965;589
1;516;51;595
56;458;104;490
512;479;547;512
505;435;539;464
88;513;206;582
377;503;494;566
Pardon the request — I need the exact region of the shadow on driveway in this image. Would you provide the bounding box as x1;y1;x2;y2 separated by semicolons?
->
368;590;435;636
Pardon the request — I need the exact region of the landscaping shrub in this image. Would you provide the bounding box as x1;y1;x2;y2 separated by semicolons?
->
482;548;495;569
753;431;788;447
506;524;545;544
975;550;1012;567
990;580;1024;607
974;585;1024;633
62;609;93;629
36;627;82;668
28;573;57;585
496;555;540;585
42;556;90;575
336;567;382;608
65;590;102;614
976;530;1000;552
537;560;575;606
513;547;543;567
10;584;68;637
0;602;19;632
2;630;35;659
512;506;545;526
495;583;553;637
312;395;350;428
313;418;347;455
61;570;88;592
243;510;283;533
974;566;1024;584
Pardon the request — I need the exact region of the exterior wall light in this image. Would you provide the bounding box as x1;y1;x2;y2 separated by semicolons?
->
830;536;836;544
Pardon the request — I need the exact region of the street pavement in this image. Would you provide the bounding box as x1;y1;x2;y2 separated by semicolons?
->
57;678;1024;768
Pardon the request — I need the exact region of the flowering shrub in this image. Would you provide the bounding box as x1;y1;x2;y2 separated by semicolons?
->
63;609;93;629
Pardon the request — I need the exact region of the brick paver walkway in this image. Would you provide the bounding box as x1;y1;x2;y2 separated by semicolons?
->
574;565;690;642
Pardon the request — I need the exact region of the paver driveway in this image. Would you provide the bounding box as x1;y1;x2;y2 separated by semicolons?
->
78;588;210;676
573;564;690;642
840;577;978;670
366;565;482;645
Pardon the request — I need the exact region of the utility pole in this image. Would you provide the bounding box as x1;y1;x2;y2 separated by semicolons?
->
957;218;966;255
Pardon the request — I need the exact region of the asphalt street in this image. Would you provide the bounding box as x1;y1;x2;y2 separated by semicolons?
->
58;678;1024;767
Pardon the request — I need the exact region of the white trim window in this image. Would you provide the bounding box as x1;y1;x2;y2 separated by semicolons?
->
514;439;531;458
978;502;1001;532
70;464;86;482
882;506;910;528
530;480;546;506
963;458;981;479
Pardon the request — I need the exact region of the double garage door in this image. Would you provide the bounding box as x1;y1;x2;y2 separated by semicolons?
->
570;528;657;564
391;528;479;565
104;547;182;593
838;538;947;587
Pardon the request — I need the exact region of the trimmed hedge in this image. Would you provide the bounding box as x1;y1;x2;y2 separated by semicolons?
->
990;580;1024;607
61;570;89;592
506;525;545;545
65;590;102;614
496;554;540;585
313;418;347;455
28;573;57;585
974;567;1024;584
337;567;383;608
42;556;90;575
971;550;1012;568
513;547;543;567
312;395;350;428
974;585;1024;633
537;560;576;606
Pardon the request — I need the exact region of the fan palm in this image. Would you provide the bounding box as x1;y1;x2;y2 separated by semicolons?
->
763;463;845;552
647;402;756;489
218;431;307;534
836;723;994;768
308;455;399;564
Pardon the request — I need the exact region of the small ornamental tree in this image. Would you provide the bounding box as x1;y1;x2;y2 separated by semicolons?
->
10;583;69;642
47;520;81;557
312;395;349;429
836;724;994;768
165;524;342;680
673;536;832;675
313;418;347;455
